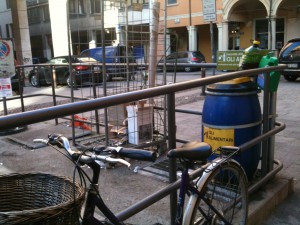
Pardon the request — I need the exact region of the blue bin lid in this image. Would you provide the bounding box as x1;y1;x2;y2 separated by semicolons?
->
207;77;258;93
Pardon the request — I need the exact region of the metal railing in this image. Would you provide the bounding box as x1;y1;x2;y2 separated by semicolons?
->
0;65;286;224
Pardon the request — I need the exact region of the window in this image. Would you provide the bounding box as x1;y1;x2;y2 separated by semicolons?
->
26;0;38;7
69;0;76;14
28;7;40;24
255;18;285;50
69;0;85;15
90;0;101;14
255;19;268;49
6;0;11;9
78;0;84;14
168;0;177;4
275;18;284;50
41;5;50;21
6;24;11;38
130;0;149;4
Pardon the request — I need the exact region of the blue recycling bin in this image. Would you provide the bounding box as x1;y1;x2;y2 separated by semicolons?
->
202;77;261;180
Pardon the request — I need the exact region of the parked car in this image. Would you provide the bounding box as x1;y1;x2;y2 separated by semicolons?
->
28;56;103;87
80;45;136;81
159;51;206;72
278;38;300;81
32;57;48;64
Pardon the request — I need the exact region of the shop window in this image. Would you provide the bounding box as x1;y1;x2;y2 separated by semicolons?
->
275;18;284;51
255;18;285;50
255;19;268;49
168;0;177;4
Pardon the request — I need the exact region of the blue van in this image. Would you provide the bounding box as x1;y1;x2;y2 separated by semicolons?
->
80;45;136;81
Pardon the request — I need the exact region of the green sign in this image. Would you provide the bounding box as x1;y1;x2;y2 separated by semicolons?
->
217;51;243;71
217;50;273;71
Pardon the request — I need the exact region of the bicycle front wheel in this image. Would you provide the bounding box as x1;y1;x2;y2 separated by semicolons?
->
184;159;248;225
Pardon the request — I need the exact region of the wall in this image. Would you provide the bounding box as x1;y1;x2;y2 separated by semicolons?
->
0;0;12;38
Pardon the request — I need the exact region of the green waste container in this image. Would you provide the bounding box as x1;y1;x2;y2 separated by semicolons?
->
257;52;281;92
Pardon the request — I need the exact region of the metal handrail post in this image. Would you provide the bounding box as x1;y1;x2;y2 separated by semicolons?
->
2;97;8;115
261;71;270;177
50;65;58;125
167;92;177;225
268;90;277;171
201;67;206;96
91;67;100;134
18;67;25;112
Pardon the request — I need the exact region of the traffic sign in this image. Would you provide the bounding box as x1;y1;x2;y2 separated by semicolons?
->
0;40;15;78
203;0;216;22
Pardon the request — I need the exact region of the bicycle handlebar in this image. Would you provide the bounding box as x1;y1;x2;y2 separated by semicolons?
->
106;146;156;162
33;133;156;169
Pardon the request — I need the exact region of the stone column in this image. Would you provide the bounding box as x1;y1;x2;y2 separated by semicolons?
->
222;21;229;50
187;26;197;51
217;23;223;51
270;17;276;50
89;30;96;49
11;0;32;67
49;0;70;56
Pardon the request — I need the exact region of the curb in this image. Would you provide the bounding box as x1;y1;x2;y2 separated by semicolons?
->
247;176;294;225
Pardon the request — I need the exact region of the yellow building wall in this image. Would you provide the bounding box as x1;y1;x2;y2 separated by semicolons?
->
198;25;212;63
239;22;254;50
159;0;222;28
157;0;222;63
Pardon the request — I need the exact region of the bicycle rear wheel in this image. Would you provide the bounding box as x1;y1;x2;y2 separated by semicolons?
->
184;159;248;225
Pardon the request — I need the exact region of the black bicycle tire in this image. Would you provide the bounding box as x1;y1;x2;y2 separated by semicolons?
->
188;159;248;225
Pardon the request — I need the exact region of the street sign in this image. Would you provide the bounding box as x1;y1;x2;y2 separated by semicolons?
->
217;50;276;71
0;40;14;97
203;0;216;22
217;51;244;71
0;78;13;97
0;40;15;78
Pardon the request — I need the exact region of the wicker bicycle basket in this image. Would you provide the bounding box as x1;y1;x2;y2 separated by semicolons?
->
0;173;85;225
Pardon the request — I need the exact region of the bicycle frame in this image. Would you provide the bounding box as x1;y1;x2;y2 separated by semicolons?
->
177;164;235;225
82;159;232;225
82;160;125;225
82;159;199;225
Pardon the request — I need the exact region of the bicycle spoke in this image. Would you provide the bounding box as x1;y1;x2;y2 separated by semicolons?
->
188;160;248;225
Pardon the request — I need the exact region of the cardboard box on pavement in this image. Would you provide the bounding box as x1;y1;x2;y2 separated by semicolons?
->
126;103;153;145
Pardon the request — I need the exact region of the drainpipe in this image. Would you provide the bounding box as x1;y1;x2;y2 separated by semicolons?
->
189;0;192;26
269;0;273;50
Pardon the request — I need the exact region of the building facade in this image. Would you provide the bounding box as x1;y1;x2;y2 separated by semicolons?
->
158;0;300;62
1;0;299;64
0;0;151;61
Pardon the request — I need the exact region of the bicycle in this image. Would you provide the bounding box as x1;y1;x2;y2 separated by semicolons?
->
34;134;248;225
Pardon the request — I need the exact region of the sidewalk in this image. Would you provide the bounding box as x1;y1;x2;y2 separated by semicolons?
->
0;76;299;224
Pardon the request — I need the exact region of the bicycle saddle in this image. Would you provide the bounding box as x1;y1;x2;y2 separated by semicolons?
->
167;141;212;161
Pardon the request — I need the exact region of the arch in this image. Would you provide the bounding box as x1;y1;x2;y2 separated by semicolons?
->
223;0;241;21
223;0;268;21
271;0;284;16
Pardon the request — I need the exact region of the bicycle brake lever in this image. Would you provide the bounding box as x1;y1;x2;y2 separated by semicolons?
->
33;139;48;145
100;156;131;169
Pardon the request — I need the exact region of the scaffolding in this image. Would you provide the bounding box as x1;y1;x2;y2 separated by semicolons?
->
64;0;168;152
